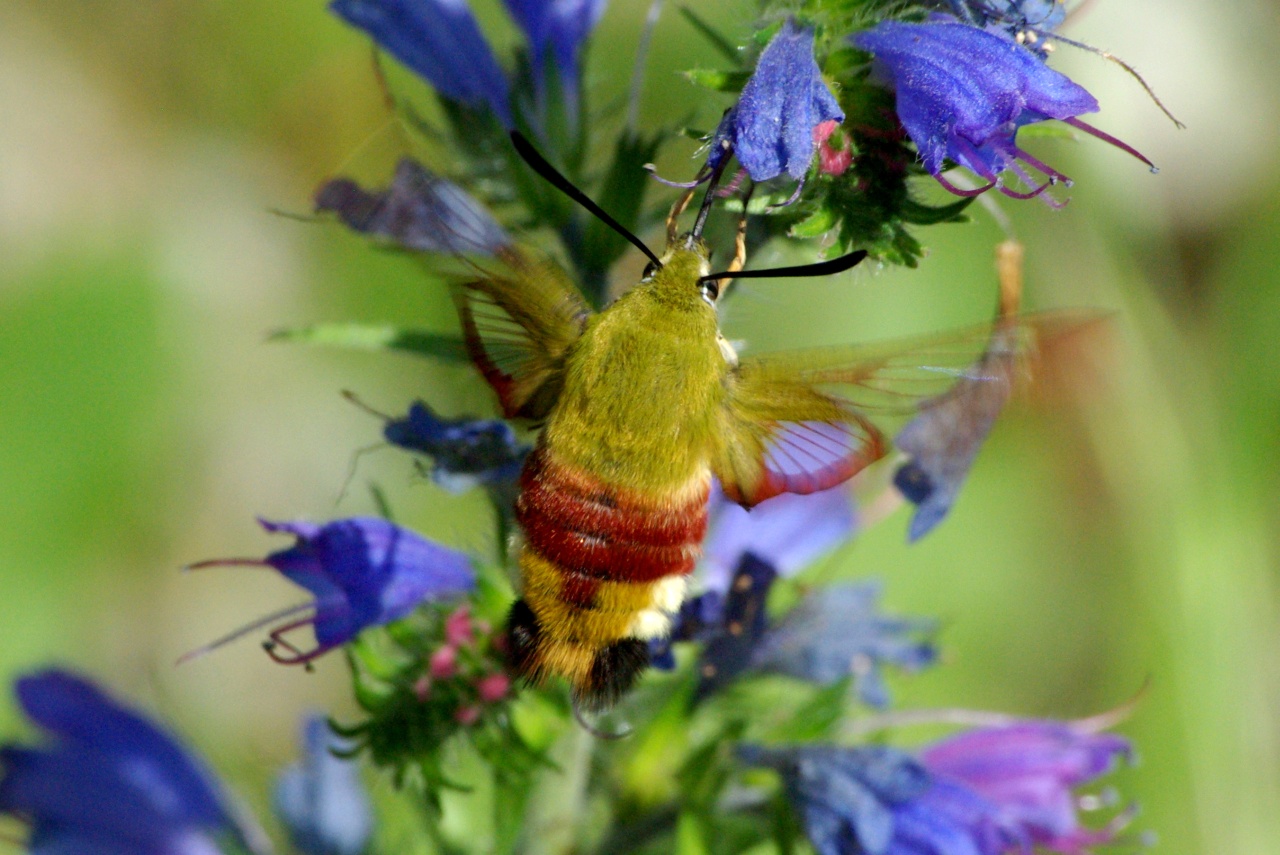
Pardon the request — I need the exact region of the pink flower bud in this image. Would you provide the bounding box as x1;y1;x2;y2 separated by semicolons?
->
413;674;432;701
429;645;458;679
455;705;481;726
445;605;475;648
475;672;510;703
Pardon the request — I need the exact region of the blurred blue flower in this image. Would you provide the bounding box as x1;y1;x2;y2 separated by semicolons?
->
275;715;373;855
702;482;856;593
316;158;509;257
708;20;844;182
854;18;1149;199
331;0;610;131
0;669;256;855
331;0;513;127
692;554;777;700
383;401;529;493
751;580;937;708
948;0;1066;50
650;482;855;675
504;0;607;103
739;744;930;855
743;722;1133;855
893;323;1019;541
188;517;474;665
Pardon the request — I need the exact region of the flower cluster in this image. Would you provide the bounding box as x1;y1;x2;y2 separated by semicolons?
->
742;721;1134;855
2;0;1166;852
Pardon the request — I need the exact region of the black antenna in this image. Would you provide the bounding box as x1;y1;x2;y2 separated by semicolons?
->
700;249;868;283
509;131;663;269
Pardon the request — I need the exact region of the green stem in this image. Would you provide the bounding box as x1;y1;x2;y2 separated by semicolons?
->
520;724;596;855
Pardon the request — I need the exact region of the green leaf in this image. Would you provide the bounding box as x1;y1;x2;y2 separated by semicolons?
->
789;206;838;239
269;324;470;363
899;195;974;226
683;68;751;94
580;129;663;290
676;812;712;855
678;7;742;65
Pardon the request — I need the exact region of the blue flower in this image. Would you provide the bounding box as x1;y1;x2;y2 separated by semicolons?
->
893;322;1019;541
949;0;1067;50
652;482;856;678
503;0;607;102
739;744;931;855
853;19;1150;199
702;482;857;593
751;580;937;708
331;0;610;131
652;485;931;707
709;20;845;182
382;402;529;493
316;158;509;257
187;517;474;665
330;0;513;127
742;722;1134;855
274;715;373;855
0;669;256;855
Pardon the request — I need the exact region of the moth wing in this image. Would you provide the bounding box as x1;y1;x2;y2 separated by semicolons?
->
712;312;1091;507
454;248;592;420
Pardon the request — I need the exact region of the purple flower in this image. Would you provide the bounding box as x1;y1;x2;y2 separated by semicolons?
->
853;19;1151;199
0;669;255;855
751;580;937;708
315;158;509;257
503;0;607;102
743;722;1134;855
921;723;1134;853
709;20;845;182
382;402;529;493
893;322;1019;542
274;715;373;855
330;0;513;127
187;517;474;665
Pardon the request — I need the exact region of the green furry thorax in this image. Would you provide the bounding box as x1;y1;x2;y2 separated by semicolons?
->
544;248;727;496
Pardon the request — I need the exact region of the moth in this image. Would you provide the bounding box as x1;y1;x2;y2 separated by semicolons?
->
438;134;1050;712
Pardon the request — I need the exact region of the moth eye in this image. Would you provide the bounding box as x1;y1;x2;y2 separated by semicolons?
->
641;261;660;281
699;279;720;304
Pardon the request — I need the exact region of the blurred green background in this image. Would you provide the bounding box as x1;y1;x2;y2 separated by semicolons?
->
1;1;1277;852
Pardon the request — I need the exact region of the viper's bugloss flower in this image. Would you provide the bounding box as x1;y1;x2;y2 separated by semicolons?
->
702;482;857;593
743;723;1133;855
894;323;1019;541
854;19;1152;200
920;723;1134;852
331;0;513;127
503;0;607;101
382;401;529;493
752;580;937;708
650;482;855;672
950;0;1066;51
739;744;930;855
0;669;254;855
708;20;844;182
656;485;929;705
274;715;373;855
316;158;509;257
187;517;474;665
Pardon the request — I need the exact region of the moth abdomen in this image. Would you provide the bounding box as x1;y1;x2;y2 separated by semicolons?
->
509;445;708;707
